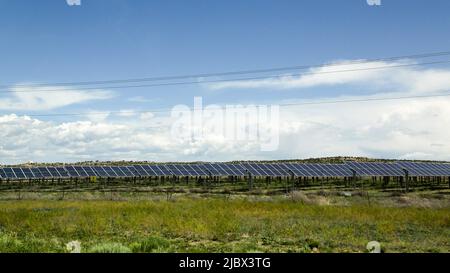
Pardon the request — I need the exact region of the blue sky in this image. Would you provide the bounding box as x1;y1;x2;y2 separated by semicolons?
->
1;0;450;163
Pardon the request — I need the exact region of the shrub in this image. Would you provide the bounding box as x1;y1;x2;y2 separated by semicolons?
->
288;191;310;204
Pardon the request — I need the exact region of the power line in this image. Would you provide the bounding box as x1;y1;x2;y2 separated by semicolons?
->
3;50;450;88
12;91;450;118
3;59;450;94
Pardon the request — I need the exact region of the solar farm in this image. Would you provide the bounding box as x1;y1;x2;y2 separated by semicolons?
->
0;160;449;198
2;161;449;178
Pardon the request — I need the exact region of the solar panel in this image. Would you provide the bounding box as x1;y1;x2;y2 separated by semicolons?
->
82;166;97;177
46;167;61;178
241;163;266;176
119;166;134;177
216;164;236;176
289;164;309;176
191;164;208;176
158;165;173;176
398;162;433;176
132;165;150;176
140;165;156;176
21;168;35;178
345;162;404;177
0;168;5;179
147;165;172;176
270;164;289;176
257;164;276;176
65;166;80;177
204;163;241;176
92;166;109;177
165;165;186;176
3;168;16;178
182;165;201;176
435;164;450;176
186;164;202;176
177;165;192;176
295;164;312;176
111;166;126;177
251;164;285;177
283;164;301;176
317;165;331;176
308;164;329;177
102;166;119;177
12;168;26;179
74;166;89;177
148;165;161;176
306;164;324;176
228;164;247;176
225;164;241;175
212;163;231;176
321;164;353;177
327;164;354;177
30;168;44;178
286;164;308;176
221;164;239;176
36;167;50;178
201;163;220;176
126;166;140;176
351;163;380;176
255;163;272;176
230;164;247;175
315;164;331;177
312;164;330;176
281;163;353;177
266;164;289;176
396;162;450;176
55;167;69;177
240;163;256;175
429;163;450;175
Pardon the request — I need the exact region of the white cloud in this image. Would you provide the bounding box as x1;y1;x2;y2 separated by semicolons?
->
207;60;450;96
0;85;115;111
1;93;450;164
139;112;154;120
2;60;450;164
276;96;450;161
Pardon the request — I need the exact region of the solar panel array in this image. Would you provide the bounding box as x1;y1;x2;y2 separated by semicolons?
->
0;162;449;180
241;163;289;176
283;163;353;177
396;162;450;176
344;162;405;177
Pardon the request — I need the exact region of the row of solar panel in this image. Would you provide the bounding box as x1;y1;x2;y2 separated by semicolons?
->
346;162;450;177
345;162;405;177
396;162;450;177
0;162;449;179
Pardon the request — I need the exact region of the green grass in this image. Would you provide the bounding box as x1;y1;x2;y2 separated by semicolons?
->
89;242;132;253
0;193;448;253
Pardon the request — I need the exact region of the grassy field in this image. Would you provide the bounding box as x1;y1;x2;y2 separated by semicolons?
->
0;189;448;253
